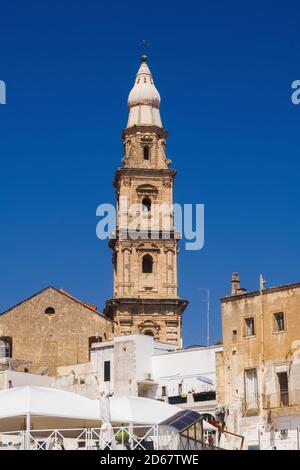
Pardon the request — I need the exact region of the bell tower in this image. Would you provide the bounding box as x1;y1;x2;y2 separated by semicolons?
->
104;55;187;346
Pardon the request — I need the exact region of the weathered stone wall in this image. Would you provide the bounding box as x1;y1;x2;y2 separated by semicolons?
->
113;339;138;396
0;287;113;375
216;282;300;443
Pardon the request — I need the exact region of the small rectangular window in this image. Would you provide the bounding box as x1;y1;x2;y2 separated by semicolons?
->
244;317;255;337
162;386;167;397
104;360;111;382
178;383;183;395
143;146;150;160
274;312;285;332
232;329;237;342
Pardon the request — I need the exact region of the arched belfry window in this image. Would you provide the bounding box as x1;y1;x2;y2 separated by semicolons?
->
142;254;153;273
142;196;151;212
144;330;154;337
143;146;150;161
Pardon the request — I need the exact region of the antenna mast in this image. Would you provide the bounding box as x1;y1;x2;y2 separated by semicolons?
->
199;288;210;347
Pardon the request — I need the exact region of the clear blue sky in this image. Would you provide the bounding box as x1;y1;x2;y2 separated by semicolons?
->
1;1;299;346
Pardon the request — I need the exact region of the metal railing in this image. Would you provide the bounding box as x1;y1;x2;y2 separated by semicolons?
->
242;395;259;413
261;391;300;409
0;425;159;451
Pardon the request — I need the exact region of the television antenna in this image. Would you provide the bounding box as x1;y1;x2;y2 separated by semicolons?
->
198;288;210;347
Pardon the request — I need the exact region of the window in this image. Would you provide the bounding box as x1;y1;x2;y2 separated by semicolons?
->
178;383;183;395
232;329;237;343
244;317;255;337
162;386;167;397
277;372;289;406
104;360;111;382
0;337;12;359
274;312;285;332
144;330;154;337
244;369;258;409
142;254;153;273
142;196;151;212
45;307;55;314
143;146;150;160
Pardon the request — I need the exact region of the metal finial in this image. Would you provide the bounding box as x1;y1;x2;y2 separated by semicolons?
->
139;40;149;62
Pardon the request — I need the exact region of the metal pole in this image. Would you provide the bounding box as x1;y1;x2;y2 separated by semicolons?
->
207;289;210;347
198;288;210;347
26;412;30;450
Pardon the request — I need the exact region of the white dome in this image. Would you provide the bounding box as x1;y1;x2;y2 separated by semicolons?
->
127;56;163;128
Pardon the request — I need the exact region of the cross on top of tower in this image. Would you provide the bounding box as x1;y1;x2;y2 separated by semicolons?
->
139;39;149;62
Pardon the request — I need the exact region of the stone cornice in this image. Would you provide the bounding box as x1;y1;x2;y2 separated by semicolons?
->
121;125;168;140
221;281;300;303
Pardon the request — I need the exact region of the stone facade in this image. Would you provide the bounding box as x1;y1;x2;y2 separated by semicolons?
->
105;58;187;346
216;273;300;449
0;287;113;375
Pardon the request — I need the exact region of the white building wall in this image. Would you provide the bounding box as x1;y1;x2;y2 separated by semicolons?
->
152;346;222;398
0;370;52;389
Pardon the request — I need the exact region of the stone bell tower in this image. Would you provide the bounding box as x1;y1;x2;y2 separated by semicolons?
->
104;55;187;346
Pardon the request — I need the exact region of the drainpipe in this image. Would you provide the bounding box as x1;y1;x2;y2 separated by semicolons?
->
259;275;265;416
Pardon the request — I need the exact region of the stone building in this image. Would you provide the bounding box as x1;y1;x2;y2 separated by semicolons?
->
104;55;188;346
216;273;300;449
0;55;188;375
52;334;221;419
0;287;112;375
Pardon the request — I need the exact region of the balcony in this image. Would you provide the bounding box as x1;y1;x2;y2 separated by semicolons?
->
279;390;289;407
242;395;259;416
262;390;300;409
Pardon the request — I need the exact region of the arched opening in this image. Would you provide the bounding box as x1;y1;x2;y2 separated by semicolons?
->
0;337;12;359
144;330;154;337
142;196;151;212
45;307;55;314
142;254;153;273
143;146;150;161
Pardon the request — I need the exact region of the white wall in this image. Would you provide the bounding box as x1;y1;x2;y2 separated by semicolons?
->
152;346;222;398
0;370;52;389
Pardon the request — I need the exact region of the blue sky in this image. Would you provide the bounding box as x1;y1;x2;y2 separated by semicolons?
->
1;1;299;346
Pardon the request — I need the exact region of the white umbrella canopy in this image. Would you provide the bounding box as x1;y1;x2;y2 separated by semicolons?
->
0;386;101;432
0;387;182;432
108;395;181;425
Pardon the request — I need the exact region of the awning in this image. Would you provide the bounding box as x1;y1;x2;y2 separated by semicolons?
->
109;395;181;425
0;386;101;432
0;387;181;431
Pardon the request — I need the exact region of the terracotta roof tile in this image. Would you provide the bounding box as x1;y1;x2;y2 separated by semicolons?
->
60;288;98;311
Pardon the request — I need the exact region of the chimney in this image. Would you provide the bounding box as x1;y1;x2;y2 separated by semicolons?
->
231;272;240;295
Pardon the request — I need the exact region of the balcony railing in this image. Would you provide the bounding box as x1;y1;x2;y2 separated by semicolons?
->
279;390;289;406
242;395;259;413
261;391;299;409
